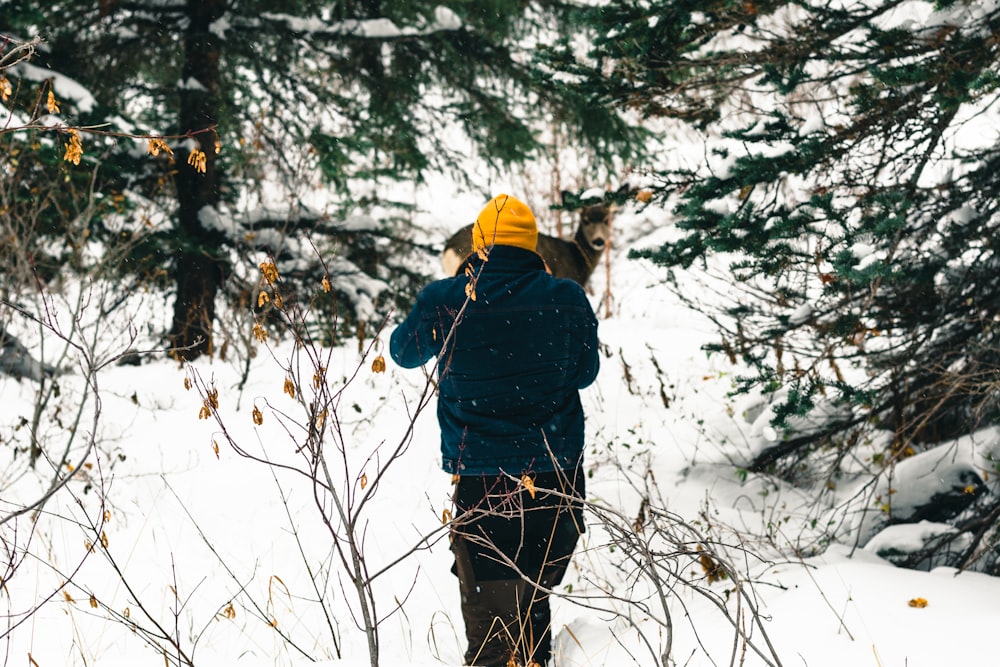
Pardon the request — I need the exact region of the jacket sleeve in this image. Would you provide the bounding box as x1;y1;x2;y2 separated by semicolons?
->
576;296;600;389
390;290;442;369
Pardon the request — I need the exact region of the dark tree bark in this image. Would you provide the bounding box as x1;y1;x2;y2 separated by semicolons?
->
169;0;226;360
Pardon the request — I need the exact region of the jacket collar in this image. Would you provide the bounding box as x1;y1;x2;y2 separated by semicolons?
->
466;244;545;275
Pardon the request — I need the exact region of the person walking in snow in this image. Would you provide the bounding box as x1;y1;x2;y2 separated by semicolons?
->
390;194;600;667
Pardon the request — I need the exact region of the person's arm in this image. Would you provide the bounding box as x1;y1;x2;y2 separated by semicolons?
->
576;297;600;389
389;290;441;368
577;316;601;389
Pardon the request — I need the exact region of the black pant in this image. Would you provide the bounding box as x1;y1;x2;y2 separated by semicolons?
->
451;469;584;666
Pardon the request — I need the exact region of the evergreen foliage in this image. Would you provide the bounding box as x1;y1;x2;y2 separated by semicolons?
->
562;0;1000;571
1;1;643;358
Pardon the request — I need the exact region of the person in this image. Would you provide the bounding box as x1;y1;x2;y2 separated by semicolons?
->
390;194;600;667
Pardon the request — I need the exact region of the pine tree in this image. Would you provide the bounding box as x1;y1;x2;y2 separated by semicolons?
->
1;1;642;359
561;1;1000;571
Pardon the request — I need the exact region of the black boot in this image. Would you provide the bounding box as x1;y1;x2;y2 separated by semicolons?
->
523;594;552;666
459;578;526;666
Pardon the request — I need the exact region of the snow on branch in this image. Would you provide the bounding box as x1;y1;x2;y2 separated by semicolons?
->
10;62;97;113
258;6;462;39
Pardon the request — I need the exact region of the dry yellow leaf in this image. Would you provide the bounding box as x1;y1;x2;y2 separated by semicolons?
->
257;290;270;308
63;590;74;604
252;323;268;343
360;473;368;490
252;406;263;425
63;129;82;165
697;546;726;583
521;474;537;499
147;138;173;157
441;508;452;524
0;77;12;102
187;148;207;173
908;597;928;608
260;260;279;285
89;594;98;609
47;90;60;113
371;354;386;374
283;378;296;399
321;276;331;293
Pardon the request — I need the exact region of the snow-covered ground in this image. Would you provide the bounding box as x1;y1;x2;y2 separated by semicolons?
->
3;180;999;667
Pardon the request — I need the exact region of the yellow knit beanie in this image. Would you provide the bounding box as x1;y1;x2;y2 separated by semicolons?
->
472;194;538;253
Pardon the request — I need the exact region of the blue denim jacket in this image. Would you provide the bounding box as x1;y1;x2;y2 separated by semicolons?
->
390;245;599;475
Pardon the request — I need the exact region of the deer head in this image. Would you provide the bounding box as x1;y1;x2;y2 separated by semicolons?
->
441;186;629;286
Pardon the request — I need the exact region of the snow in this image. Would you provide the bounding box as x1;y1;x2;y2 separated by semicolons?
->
433;7;462;32
11;62;97;113
5;33;1000;660
197;204;229;233
848;241;888;270
5;183;1000;667
798;114;825;136
209;16;232;40
4;0;1000;656
178;77;208;91
579;187;607;201
869;1;935;31
788;302;813;325
260;7;462;39
864;521;958;557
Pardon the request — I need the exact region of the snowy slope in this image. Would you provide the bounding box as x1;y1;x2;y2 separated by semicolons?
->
2;183;999;667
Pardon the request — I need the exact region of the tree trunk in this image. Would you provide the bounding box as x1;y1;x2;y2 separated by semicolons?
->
169;0;226;360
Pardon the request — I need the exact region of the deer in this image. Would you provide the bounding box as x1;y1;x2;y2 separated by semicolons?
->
441;190;620;287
